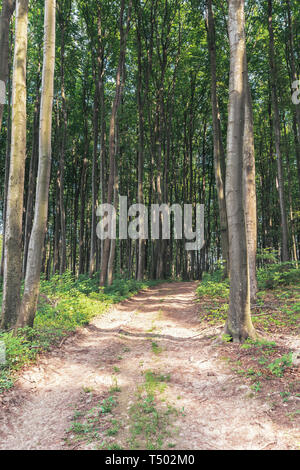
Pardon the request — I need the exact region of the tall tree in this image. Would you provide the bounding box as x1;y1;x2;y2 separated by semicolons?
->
268;0;289;262
100;0;132;286
17;0;56;328
225;0;256;342
243;55;258;303
135;0;145;281
1;0;28;329
206;0;229;278
0;0;15;131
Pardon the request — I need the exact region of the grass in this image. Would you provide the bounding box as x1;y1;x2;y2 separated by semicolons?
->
0;272;160;393
65;369;178;450
65;388;121;449
196;263;300;335
127;369;177;450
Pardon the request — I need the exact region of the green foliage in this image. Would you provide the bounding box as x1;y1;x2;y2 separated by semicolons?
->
196;271;229;299
65;391;119;448
257;263;300;290
128;370;177;450
268;353;293;378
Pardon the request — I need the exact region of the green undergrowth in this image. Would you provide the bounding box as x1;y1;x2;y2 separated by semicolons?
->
196;270;229;300
127;370;179;450
196;264;300;416
64;369;179;450
0;272;160;393
219;338;299;413
64;386;121;450
196;263;300;334
257;262;300;290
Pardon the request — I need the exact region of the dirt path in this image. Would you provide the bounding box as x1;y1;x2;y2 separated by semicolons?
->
0;282;298;450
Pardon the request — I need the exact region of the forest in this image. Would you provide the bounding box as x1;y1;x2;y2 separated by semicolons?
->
0;0;299;452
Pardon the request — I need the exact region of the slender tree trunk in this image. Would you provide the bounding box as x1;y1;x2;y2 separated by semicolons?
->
286;0;300;193
107;156;119;286
17;0;56;328
268;0;289;262
90;5;105;277
1;0;28;330
206;0;229;278
135;0;145;281
89;66;99;277
100;0;132;286
243;55;258;303
0;0;15;131
0;30;12;278
225;0;256;342
23;71;41;276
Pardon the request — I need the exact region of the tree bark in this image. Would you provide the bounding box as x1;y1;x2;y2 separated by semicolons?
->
243;55;258;303
225;0;256;342
17;0;56;328
0;29;12;278
206;0;229;278
135;0;145;281
1;0;28;329
23;69;41;277
268;0;289;262
286;0;300;193
100;0;132;286
0;0;15;131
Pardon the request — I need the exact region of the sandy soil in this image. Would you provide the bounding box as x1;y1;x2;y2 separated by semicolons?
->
0;282;299;450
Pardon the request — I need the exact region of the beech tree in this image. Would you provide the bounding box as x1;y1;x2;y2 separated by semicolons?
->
268;0;289;262
225;0;256;342
0;0;15;131
1;0;28;329
206;0;229;279
100;0;132;286
17;0;56;328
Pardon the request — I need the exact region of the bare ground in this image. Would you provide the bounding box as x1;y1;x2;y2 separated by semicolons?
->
0;282;299;450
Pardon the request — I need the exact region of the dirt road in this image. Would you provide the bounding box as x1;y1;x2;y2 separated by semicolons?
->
0;282;298;450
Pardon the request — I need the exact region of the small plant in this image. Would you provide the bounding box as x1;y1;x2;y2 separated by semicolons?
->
151;341;162;355
109;376;121;393
106;419;120;436
251;382;261;393
222;334;232;343
268;354;293;378
99;396;117;414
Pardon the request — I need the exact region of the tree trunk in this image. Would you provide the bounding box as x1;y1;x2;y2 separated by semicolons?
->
243;55;258;303
268;0;289;262
286;0;300;193
206;0;229;278
23;70;41;276
225;0;256;342
135;0;145;281
0;30;12;278
17;0;56;328
1;0;28;330
100;0;132;286
0;0;15;131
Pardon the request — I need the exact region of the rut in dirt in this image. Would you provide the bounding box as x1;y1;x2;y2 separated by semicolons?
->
0;282;298;450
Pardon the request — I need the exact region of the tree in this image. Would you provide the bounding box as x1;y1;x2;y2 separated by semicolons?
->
0;0;15;131
17;0;56;328
206;0;229;278
225;0;256;342
243;54;258;303
1;0;28;329
268;0;289;262
100;0;132;286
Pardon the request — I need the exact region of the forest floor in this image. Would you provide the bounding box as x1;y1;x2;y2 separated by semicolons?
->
0;281;299;450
